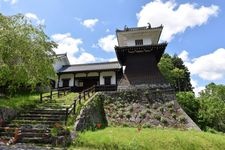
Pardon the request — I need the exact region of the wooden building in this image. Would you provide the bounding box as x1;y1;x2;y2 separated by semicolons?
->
115;25;169;89
56;61;121;91
54;24;169;91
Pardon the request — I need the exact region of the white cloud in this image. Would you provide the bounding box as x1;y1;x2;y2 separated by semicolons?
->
98;34;117;52
51;33;82;55
179;48;225;81
178;50;189;62
70;52;96;64
3;0;18;5
25;13;45;25
81;18;99;30
137;0;219;42
191;79;205;96
51;33;95;64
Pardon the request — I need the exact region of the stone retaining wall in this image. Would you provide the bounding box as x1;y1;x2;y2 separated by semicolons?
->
0;107;17;127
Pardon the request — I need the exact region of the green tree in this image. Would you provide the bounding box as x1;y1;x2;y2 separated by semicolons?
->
176;92;199;123
0;13;57;94
158;53;192;92
197;83;225;131
172;55;192;92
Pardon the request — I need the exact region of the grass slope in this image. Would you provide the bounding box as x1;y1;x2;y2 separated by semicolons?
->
0;94;39;110
71;127;225;150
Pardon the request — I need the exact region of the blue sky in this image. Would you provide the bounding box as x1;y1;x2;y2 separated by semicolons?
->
1;0;225;94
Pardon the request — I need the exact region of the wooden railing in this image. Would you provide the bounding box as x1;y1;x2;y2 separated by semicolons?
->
64;85;96;125
95;84;117;92
40;87;71;103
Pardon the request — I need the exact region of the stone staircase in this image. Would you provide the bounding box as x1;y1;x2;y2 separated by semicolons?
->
0;107;67;145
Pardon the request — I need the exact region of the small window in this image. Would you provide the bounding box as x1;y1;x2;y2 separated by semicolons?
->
135;39;143;46
104;76;111;85
62;78;70;87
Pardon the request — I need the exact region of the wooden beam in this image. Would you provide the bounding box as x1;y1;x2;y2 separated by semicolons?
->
57;74;60;88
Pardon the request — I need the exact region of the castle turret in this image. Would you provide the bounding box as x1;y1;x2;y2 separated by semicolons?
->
115;25;168;87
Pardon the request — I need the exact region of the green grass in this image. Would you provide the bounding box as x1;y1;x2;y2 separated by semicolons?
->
0;93;39;111
70;127;225;150
0;91;78;110
55;92;78;106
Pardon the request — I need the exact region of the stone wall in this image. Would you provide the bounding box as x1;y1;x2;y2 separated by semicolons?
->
103;88;200;130
0;107;17;126
74;94;107;131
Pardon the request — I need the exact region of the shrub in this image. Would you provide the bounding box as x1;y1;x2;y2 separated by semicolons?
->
158;107;164;113
127;105;133;112
154;114;161;120
166;102;174;108
142;123;152;128
125;112;131;119
172;113;176;120
160;117;168;124
118;111;123;118
140;110;147;118
176;92;199;123
178;115;186;123
168;107;174;113
146;109;151;114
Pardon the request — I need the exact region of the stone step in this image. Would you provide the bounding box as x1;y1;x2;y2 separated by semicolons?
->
11;120;64;125
0;136;11;140
25;110;66;115
20;132;51;138
8;123;63;129
19;113;65;118
16;116;64;121
20;128;50;132
0;132;15;137
18;137;52;144
0;127;17;131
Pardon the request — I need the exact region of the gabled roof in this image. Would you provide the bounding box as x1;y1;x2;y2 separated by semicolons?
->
55;53;70;65
116;24;163;32
56;53;67;58
58;61;121;73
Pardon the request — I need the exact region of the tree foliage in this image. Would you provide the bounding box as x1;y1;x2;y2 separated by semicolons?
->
0;13;57;94
177;83;225;132
158;53;192;92
176;91;199;123
197;83;225;131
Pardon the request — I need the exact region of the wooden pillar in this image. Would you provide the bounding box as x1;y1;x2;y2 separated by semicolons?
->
57;74;60;88
115;70;118;86
73;73;76;90
40;93;43;103
98;71;101;85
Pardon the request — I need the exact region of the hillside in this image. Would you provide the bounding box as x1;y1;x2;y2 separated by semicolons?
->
70;127;225;150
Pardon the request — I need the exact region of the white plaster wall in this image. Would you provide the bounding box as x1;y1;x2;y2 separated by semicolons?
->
75;80;78;86
127;36;152;46
100;71;116;85
59;74;74;87
75;73;86;77
87;72;99;77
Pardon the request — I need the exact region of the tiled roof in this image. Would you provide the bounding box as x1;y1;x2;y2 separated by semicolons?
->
58;61;121;73
116;25;163;32
56;53;67;58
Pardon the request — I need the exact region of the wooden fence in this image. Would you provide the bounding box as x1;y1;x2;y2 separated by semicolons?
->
40;87;71;103
64;85;96;125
